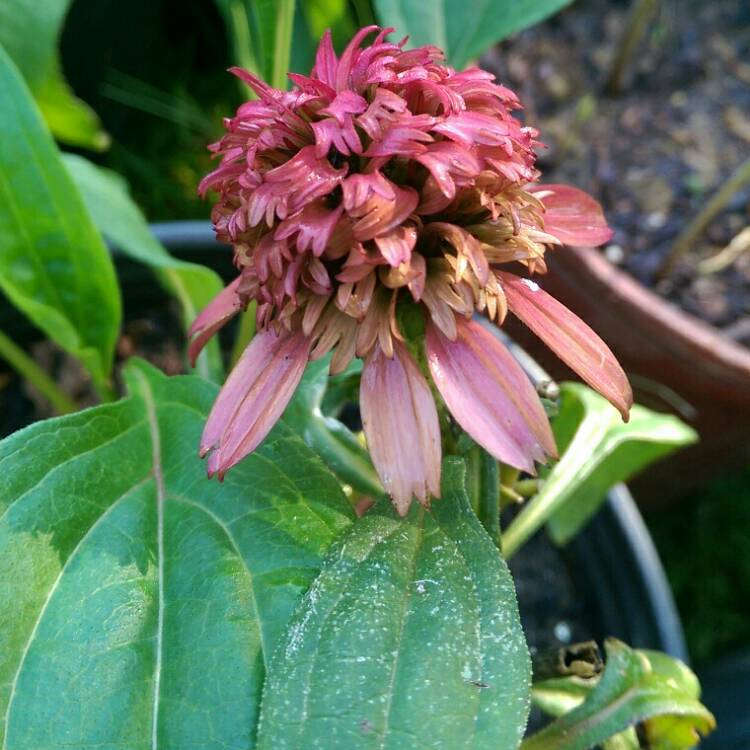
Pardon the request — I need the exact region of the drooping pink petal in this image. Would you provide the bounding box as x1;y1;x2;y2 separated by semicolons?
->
361;341;441;514
188;277;243;365
498;272;633;418
528;184;614;247
201;327;311;477
426;317;557;473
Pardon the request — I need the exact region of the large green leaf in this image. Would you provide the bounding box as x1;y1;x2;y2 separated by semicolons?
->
257;458;531;749
502;383;697;557
0;1;107;150
0;359;354;748
62;154;225;383
522;639;715;750
372;0;573;69
0;47;120;392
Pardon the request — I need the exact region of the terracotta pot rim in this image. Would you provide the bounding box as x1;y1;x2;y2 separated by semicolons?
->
559;245;750;379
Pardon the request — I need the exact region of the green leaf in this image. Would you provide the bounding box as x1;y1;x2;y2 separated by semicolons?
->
521;639;715;750
284;356;382;497
62;154;225;383
0;47;120;392
502;383;697;556
372;0;573;69
0;1;107;150
257;458;531;749
215;0;297;89
0;359;354;748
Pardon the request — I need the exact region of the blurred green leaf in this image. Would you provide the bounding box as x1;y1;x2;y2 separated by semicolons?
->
502;383;697;556
257;458;531;749
62;154;225;383
522;639;715;750
372;0;573;69
0;0;107;150
291;0;359;74
0;359;354;748
215;0;296;89
0;46;120;392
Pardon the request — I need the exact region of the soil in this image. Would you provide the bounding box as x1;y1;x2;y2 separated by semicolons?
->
482;0;750;343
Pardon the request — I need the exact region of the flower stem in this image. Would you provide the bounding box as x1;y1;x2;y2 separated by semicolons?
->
466;445;501;550
657;155;750;279
229;302;257;369
0;330;76;415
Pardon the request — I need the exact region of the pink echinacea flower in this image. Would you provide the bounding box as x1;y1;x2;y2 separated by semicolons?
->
191;26;632;514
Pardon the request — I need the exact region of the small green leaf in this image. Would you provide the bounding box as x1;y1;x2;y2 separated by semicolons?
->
0;1;107;150
522;639;715;750
372;0;573;69
502;383;697;556
0;46;120;391
257;458;531;749
0;359;354;748
62;154;225;383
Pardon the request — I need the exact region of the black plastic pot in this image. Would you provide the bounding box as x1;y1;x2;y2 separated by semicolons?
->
510;483;687;664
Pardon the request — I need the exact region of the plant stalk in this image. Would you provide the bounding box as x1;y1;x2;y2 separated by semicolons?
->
606;0;660;94
229;302;257;369
0;330;76;414
466;446;501;550
657;156;750;279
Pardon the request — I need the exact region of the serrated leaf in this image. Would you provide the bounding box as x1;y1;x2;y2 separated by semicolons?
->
372;0;573;70
522;639;715;750
0;1;107;150
0;47;120;391
502;383;697;556
257;458;531;749
0;359;354;748
62;154;225;383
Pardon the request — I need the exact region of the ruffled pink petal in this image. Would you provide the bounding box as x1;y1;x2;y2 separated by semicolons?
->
426;317;557;473
275;201;343;256
361;341;442;515
432;111;513;148
498;272;633;419
188;277;243;366
528;184;614;247
311;30;338;90
201;327;311;477
374;225;417;267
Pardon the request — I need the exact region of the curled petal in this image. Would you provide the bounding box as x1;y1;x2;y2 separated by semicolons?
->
311;30;338;90
374;225;417;266
426;317;557;473
201;328;311;477
498;272;632;419
188;277;243;365
361;341;441;514
529;184;613;247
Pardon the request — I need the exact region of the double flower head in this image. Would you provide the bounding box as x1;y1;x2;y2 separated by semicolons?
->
190;26;632;513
